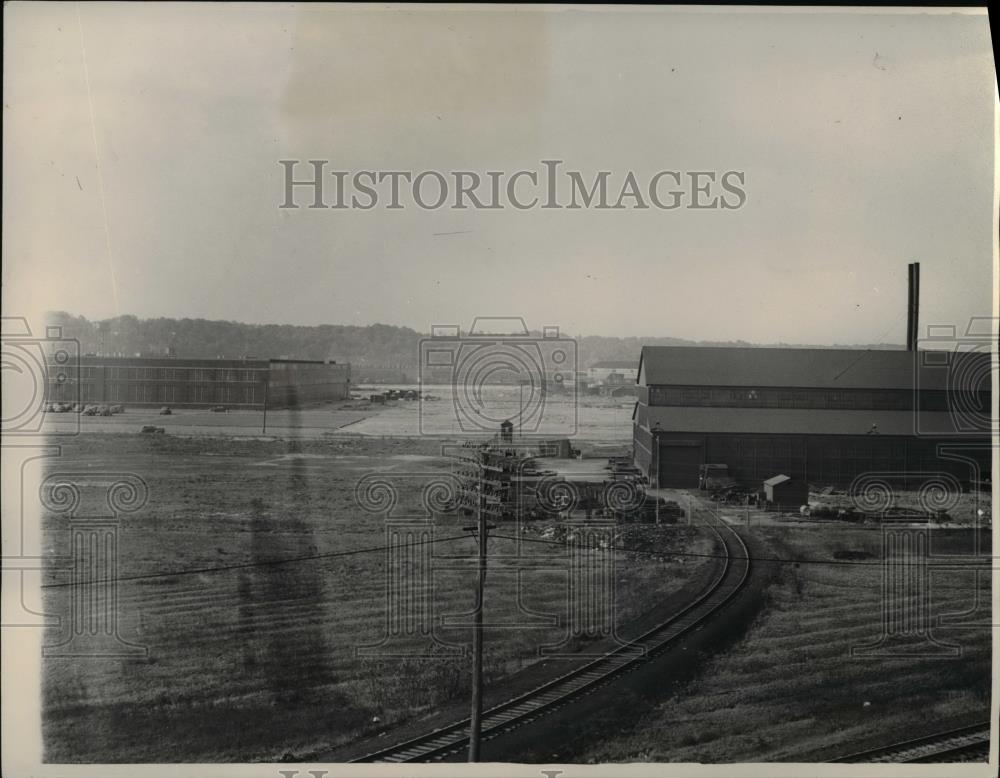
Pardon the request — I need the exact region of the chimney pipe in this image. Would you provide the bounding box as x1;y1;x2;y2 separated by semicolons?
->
906;264;914;351
906;263;920;352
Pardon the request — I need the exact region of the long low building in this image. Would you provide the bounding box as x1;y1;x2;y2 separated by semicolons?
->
587;360;639;385
46;355;351;410
633;346;991;488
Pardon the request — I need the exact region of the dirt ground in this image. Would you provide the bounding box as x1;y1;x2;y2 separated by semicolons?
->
807;487;991;525
41;388;635;441
41;432;711;762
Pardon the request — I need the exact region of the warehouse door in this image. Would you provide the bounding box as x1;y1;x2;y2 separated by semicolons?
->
658;442;703;488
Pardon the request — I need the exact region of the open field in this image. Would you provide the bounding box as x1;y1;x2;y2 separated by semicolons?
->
40;387;635;442
38;390;992;763
41;433;713;762
573;521;992;762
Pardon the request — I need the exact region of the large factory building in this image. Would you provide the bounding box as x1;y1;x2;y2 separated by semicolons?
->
46;355;351;410
632;345;991;488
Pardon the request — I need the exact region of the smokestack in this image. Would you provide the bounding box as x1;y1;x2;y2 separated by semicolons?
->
906;263;920;351
906;264;914;351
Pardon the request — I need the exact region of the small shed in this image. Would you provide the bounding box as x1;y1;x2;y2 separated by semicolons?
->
763;474;808;509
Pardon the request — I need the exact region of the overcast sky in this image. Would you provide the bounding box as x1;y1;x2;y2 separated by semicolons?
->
3;4;996;342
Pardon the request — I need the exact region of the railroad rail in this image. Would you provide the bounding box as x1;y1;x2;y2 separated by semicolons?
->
830;722;991;763
351;503;751;763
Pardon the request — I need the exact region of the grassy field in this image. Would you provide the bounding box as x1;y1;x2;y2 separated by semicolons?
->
576;522;992;762
41;433;714;762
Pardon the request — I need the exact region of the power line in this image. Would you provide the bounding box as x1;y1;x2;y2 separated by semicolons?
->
831;311;908;381
37;525;994;592
491;532;997;570
40;533;471;590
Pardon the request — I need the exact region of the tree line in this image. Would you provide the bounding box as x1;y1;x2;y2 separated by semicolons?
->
47;312;902;370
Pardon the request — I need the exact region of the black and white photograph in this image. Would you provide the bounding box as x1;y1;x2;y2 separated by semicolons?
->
1;3;997;775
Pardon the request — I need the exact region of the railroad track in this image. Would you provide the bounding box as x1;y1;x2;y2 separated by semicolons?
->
351;504;751;763
830;722;991;763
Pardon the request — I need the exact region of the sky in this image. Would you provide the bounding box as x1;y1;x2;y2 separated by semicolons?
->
3;4;996;343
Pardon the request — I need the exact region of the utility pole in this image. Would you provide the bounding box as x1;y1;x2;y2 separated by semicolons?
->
518;380;526;441
262;378;269;434
469;492;486;762
464;450;495;762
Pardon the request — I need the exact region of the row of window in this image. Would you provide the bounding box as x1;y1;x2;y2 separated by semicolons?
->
48;382;259;404
700;435;984;483
645;385;981;412
717;455;974;481
70;365;348;382
98;367;265;382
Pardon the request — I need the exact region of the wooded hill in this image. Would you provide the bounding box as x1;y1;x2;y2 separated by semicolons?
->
47;312;904;370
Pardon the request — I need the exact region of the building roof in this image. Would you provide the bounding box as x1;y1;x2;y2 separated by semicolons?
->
590;360;638;370
763;474;792;486
640;406;978;436
60;355;343;368
637;346;989;391
71;355;270;368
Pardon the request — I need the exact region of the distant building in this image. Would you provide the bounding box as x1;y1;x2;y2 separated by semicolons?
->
633;346;991;488
588;360;638;385
46;355;350;410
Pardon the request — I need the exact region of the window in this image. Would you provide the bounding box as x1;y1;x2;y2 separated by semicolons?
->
681;388;711;403
826;391;854;409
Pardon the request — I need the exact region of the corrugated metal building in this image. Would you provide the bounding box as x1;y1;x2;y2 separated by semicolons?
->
46;355;350;410
633;346;991;488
